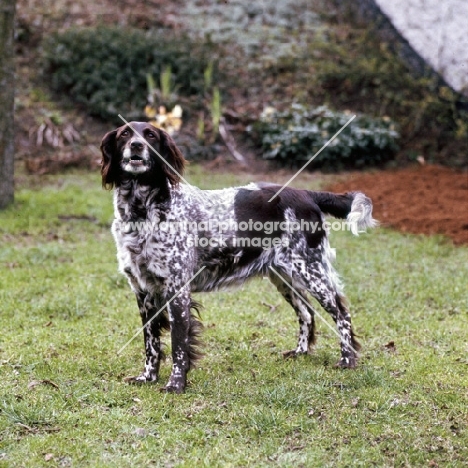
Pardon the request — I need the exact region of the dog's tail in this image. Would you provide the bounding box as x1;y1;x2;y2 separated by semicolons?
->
312;191;378;235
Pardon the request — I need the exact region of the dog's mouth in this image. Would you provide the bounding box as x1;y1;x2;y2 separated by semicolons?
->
122;147;150;173
127;155;145;166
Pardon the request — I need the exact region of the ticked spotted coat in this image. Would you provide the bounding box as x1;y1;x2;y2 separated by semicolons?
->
101;122;377;393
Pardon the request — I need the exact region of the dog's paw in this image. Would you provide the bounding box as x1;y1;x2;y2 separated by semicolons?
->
124;374;158;384
335;356;357;369
160;374;187;394
282;349;310;359
160;384;185;394
282;349;298;359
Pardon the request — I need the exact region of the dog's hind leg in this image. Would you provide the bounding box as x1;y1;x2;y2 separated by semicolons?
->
311;286;360;368
296;259;361;368
269;273;317;358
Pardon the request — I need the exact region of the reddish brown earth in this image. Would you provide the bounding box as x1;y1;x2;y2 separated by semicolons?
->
327;164;468;245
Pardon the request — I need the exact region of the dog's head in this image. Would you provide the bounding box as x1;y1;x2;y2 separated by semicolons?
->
100;122;185;189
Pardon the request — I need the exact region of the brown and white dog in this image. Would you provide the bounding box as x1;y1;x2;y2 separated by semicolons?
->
101;122;376;393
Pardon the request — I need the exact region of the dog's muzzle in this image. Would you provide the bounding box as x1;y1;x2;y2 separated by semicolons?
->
122;141;150;173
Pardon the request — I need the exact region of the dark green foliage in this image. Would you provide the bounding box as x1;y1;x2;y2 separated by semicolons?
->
315;32;463;142
43;27;219;122
260;15;467;168
304;24;468;167
252;104;399;169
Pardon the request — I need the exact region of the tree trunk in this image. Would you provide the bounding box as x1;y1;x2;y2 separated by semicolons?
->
0;0;16;209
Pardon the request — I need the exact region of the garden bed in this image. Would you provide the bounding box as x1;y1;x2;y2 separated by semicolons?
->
327;164;468;245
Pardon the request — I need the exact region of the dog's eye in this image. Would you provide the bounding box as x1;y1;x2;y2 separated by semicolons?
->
147;132;156;139
120;130;130;138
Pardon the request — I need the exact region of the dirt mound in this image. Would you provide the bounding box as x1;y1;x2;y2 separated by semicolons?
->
327;165;468;245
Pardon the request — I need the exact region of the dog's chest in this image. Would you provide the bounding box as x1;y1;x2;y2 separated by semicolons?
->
113;186;206;280
112;184;244;288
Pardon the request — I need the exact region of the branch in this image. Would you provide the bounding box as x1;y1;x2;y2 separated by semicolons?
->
218;117;247;166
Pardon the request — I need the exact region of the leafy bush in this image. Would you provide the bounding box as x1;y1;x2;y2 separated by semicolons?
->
43;27;219;122
301;19;468;167
251;104;399;169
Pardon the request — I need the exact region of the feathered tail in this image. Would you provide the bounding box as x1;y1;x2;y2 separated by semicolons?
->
346;192;378;235
312;191;378;235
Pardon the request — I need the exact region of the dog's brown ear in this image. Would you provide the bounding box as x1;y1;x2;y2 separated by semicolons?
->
159;130;185;186
100;130;118;189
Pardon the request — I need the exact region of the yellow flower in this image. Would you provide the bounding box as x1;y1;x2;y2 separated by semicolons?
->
144;105;157;119
146;105;183;135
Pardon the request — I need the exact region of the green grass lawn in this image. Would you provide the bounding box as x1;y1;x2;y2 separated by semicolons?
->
1;168;467;467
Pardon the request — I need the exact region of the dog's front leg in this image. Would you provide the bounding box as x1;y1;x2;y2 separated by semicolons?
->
163;290;191;394
125;291;167;384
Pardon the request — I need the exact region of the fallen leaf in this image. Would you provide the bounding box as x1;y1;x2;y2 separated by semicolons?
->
44;453;54;462
28;379;59;390
16;423;35;433
383;341;396;353
28;380;42;390
260;301;279;313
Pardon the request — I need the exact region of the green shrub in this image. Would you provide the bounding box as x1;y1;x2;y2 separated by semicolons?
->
251;104;399;169
301;22;468;167
43;27;219;122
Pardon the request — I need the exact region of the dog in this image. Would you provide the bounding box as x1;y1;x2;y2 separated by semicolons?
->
100;122;377;393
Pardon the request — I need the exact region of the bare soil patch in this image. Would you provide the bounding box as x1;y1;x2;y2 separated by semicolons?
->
327;165;468;245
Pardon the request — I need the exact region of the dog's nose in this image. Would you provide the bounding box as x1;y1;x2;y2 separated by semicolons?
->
130;141;144;151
